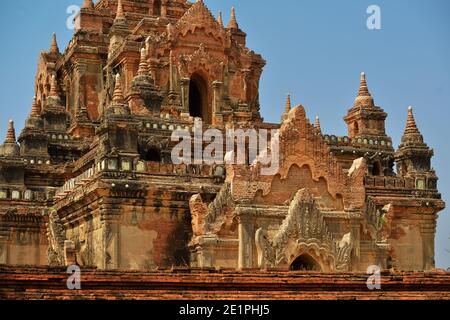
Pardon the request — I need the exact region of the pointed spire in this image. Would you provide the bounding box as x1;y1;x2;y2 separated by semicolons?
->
315;116;322;132
227;7;239;29
217;11;223;27
5;120;16;144
404;106;421;136
50;33;59;54
30;96;40;117
285;94;291;113
49;75;59;98
82;0;94;9
396;106;432;174
137;48;149;76
115;0;125;20
112;74;125;104
358;72;371;97
354;72;375;108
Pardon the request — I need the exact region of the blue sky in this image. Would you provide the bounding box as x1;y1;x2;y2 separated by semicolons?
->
0;0;449;268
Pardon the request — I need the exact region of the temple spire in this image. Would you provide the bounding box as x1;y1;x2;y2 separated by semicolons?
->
50;33;59;54
112;74;125;104
115;0;125;20
49;75;59;98
82;0;94;9
285;94;291;113
114;0;126;22
404;106;422;136
227;7;239;29
30;96;40;117
315;116;321;132
217;11;223;27
137;48;149;76
395;106;433;177
5;120;16;144
358;72;371;97
354;71;375;108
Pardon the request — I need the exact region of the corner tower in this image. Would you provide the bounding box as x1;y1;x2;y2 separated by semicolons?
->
395;106;437;190
327;72;395;176
344;73;389;139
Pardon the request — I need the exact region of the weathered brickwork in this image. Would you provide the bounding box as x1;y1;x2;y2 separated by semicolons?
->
1;266;450;300
0;0;446;286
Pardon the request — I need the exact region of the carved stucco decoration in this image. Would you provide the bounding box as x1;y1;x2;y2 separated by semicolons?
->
138;136;171;162
189;182;236;239
255;189;354;272
178;44;223;81
139;136;161;150
145;32;168;72
334;232;354;271
46;210;66;266
145;32;167;49
380;203;395;242
189;194;208;237
363;198;395;244
232;105;367;211
175;0;226;44
104;222;115;268
76;219;94;267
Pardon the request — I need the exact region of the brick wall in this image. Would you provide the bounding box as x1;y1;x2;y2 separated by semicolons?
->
1;266;449;300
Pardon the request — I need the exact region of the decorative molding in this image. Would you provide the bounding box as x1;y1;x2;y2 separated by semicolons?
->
255;189;354;271
178;44;223;80
175;1;225;42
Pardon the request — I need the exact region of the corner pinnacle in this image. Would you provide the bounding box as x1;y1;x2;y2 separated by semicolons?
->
315;116;321;132
5;120;16;144
227;7;239;29
50;33;59;54
112;74;125;104
285;94;291;113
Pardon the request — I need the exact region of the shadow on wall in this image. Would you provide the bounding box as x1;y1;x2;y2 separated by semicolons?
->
163;208;192;267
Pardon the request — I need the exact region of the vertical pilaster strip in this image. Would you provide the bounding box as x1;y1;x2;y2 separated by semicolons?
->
421;215;437;271
238;215;254;270
180;78;190;114
74;62;88;118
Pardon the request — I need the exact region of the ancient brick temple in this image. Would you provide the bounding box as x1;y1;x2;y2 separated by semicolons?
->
0;0;445;273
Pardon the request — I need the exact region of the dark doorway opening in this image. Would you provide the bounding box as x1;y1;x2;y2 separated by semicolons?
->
372;161;382;176
290;254;321;271
353;122;359;137
189;73;209;123
143;148;161;162
153;0;161;16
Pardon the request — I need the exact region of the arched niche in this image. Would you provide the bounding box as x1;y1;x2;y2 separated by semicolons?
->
143;148;161;162
189;73;210;123
152;0;161;16
290;254;322;271
372;161;382;176
353;122;359;137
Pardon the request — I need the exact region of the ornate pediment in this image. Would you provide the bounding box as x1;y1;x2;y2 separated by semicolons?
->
178;44;223;79
237;104;366;211
255;188;354;271
175;0;225;41
273;190;331;246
